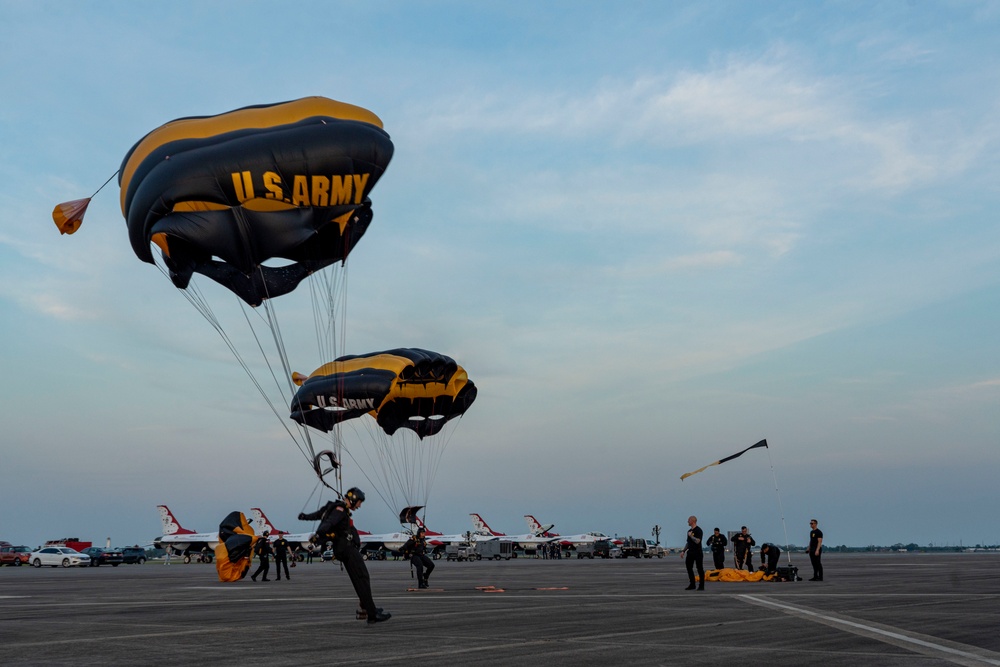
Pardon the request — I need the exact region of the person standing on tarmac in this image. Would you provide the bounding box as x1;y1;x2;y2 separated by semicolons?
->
251;531;272;582
273;534;291;581
680;515;704;591
298;488;391;625
401;526;435;589
706;527;728;570
732;526;756;571
808;519;824;581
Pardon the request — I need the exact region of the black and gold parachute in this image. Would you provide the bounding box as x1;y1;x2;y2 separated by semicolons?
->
289;348;478;438
118;97;394;305
214;511;258;583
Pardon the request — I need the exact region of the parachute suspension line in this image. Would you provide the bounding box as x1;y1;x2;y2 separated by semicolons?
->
304;256;350;493
90;170;119;199
255;281;298;394
351;417;458;520
299;478;326;514
235;295;316;469
373;429;410;513
764;445;792;565
307;260;350;372
335;423;398;519
150;258;312;467
297;478;343;531
422;417;462;510
351;418;409;515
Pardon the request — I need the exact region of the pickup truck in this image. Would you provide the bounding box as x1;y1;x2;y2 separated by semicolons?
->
445;544;475;561
0;545;32;566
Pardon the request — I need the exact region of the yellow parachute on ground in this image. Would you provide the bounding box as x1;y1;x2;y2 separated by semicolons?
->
704;568;777;582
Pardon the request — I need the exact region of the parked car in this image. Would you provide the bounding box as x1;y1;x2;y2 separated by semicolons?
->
29;546;91;568
81;547;124;567
0;545;33;566
119;547;147;564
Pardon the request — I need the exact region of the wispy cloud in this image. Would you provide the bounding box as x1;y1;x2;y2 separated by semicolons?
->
413;47;995;197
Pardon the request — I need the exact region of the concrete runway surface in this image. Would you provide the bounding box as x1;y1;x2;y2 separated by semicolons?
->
2;553;999;666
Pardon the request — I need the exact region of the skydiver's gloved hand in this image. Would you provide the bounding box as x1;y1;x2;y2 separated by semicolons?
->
298;513;307;521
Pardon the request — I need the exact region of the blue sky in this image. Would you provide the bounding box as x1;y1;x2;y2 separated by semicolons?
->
2;1;998;550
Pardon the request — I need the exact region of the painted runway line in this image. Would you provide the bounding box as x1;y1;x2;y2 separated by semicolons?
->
741;594;1000;666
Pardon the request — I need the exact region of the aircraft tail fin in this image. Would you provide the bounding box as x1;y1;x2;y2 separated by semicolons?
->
413;515;443;537
470;513;504;536
524;515;557;537
157;505;196;536
249;508;287;536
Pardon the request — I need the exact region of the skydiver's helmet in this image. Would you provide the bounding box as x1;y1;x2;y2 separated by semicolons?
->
417;527;426;536
263;531;270;537
345;487;366;506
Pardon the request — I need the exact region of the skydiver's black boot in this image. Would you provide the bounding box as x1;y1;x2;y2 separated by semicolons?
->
367;610;392;625
358;606;385;620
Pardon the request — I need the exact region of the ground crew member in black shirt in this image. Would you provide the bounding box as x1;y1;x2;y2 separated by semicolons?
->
808;519;824;581
681;515;704;591
251;531;271;582
706;527;728;570
733;526;756;571
401;526;435;589
760;543;781;575
273;535;291;581
298;488;391;624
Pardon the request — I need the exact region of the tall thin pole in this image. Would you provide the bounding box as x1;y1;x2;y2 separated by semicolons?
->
765;446;793;565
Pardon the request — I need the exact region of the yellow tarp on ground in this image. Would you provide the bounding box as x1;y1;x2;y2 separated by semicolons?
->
704;568;777;582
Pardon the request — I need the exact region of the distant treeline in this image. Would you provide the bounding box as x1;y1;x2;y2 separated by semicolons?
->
817;544;998;553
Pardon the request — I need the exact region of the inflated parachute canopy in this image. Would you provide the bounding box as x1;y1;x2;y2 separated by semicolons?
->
214;511;258;583
399;506;424;525
119;97;394;305
290;348;478;438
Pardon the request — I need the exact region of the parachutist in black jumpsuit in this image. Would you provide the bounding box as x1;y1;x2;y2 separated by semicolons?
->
401;528;435;588
706;528;728;570
760;543;781;575
273;536;290;580
298;488;391;624
733;527;756;571
251;533;271;582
